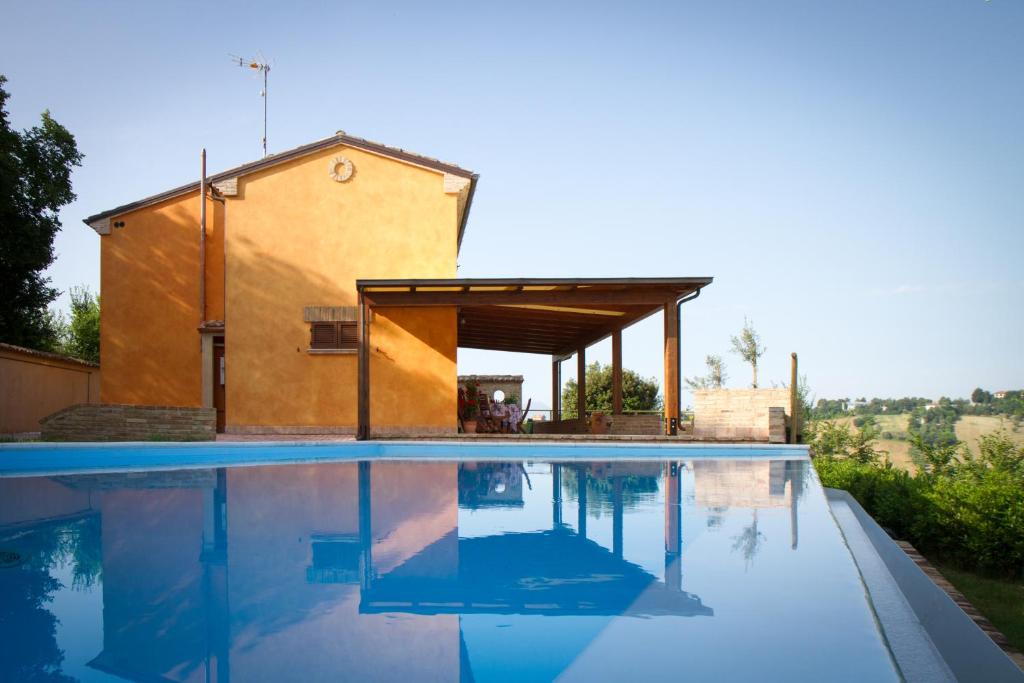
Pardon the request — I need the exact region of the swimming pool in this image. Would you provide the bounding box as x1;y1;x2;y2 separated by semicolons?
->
0;442;899;681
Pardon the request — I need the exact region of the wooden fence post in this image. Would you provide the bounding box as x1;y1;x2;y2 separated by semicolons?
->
790;352;800;443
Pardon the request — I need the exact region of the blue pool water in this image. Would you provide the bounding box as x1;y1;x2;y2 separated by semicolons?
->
0;443;898;681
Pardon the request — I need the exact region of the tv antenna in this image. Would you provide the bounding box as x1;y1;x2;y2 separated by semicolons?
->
231;54;271;157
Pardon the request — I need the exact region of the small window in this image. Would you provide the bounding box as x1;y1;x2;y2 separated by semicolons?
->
310;321;358;351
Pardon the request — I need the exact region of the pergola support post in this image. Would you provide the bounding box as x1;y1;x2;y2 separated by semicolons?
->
357;297;370;440
612;476;624;558
552;464;563;528
576;345;587;425
663;301;679;435
665;461;682;592
358;461;373;588
551;358;561;422
612;329;623;415
576;465;588;538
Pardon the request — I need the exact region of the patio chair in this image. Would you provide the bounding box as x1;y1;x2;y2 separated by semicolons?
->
477;395;500;433
493;403;516;436
515;398;532;433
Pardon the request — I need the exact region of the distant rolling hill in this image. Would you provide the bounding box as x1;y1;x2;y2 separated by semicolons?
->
827;414;1022;473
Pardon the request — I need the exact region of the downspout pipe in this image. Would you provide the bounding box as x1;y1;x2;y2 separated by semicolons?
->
199;149;207;325
675;289;702;425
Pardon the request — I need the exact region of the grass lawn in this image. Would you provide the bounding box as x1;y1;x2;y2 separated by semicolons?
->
956;415;1024;448
936;563;1024;653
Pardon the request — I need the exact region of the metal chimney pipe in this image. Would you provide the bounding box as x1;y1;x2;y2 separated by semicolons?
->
199;149;207;324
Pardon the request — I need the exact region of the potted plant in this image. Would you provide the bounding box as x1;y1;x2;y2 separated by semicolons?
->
462;383;480;434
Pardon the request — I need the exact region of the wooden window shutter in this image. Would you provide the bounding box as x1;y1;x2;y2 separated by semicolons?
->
311;322;338;349
310;321;357;350
338;321;358;349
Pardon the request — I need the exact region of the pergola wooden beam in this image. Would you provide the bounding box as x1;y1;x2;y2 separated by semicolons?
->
363;288;685;308
459;340;564;355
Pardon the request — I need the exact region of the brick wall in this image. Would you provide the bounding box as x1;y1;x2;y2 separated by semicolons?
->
41;404;216;442
608;414;664;435
531;413;665;436
692;389;791;442
532;419;589;435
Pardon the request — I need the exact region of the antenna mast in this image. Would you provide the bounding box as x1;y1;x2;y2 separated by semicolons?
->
232;55;271;157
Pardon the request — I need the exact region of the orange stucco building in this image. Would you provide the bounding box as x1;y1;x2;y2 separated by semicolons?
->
85;133;476;435
86;132;715;439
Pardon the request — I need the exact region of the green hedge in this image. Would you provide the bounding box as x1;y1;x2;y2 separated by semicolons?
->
812;426;1024;578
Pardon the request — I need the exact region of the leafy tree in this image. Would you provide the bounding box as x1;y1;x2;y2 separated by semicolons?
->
971;387;993;404
33;308;68;353
907;405;960;461
0;515;99;682
812;398;850;419
62;286;99;363
685;354;727;390
561;361;661;419
730;317;766;388
0;74;83;350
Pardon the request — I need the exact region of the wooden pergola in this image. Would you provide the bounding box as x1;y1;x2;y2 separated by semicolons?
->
356;277;713;439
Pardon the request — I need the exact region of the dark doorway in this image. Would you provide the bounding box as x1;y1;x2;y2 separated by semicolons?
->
213;337;225;433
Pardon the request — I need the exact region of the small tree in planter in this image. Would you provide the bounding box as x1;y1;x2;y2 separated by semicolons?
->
730;318;766;389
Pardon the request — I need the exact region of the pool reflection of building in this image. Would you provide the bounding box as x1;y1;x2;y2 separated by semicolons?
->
0;458;807;682
693;459;804;549
360;462;710;618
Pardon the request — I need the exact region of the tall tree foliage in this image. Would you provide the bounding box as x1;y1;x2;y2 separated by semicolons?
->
730;317;766;388
561;361;661;419
971;387;993;404
0;74;83;350
62;286;100;363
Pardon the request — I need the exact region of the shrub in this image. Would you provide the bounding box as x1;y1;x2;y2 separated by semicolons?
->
814;456;922;540
804;419;882;464
811;426;1024;578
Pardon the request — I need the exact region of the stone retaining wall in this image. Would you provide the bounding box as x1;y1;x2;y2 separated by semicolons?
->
41;404;216;442
693;389;791;443
459;375;525;405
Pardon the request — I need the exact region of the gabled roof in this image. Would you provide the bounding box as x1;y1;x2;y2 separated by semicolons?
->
82;132;479;248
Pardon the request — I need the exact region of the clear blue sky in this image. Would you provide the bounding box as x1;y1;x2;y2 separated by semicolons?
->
2;1;1022;409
